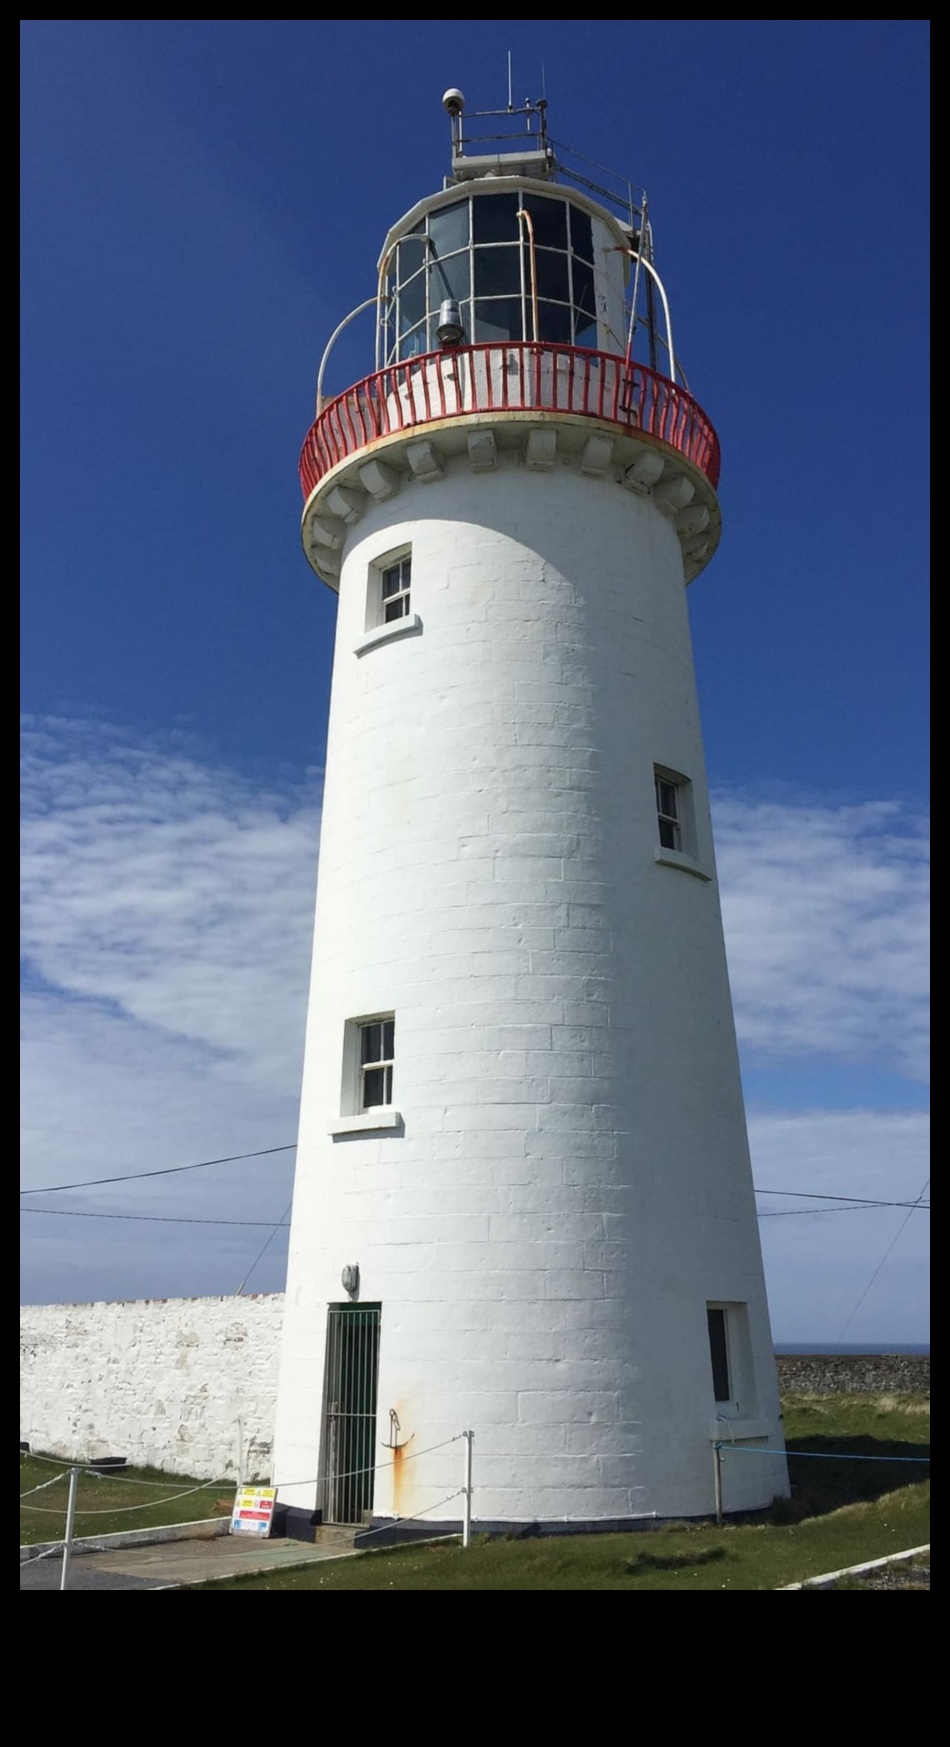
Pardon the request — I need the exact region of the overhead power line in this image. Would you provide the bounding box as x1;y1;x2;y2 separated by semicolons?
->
755;1189;929;1209
19;1144;297;1197
21;1208;290;1228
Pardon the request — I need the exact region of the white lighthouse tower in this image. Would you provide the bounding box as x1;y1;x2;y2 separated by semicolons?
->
273;91;788;1536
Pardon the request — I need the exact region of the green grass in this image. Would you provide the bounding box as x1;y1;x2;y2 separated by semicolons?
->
202;1392;930;1591
20;1454;233;1545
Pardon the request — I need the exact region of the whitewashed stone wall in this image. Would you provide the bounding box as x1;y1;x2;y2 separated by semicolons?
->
20;1295;284;1481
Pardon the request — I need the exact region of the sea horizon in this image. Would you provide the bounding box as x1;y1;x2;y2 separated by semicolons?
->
773;1342;929;1355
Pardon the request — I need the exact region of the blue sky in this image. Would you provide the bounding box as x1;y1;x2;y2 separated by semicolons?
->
20;20;929;1341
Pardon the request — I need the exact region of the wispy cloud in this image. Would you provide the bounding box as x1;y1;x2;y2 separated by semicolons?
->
21;716;319;1086
715;795;929;1083
20;718;929;1332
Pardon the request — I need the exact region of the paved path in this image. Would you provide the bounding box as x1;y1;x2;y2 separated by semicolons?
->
21;1530;356;1591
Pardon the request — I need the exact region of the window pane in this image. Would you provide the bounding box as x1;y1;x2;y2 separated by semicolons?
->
569;205;594;263
382;561;408;598
361;1023;381;1065
395;227;429;280
472;191;520;243
400;324;429;360
572;258;596;319
398;270;426;336
658;819;679;851
363;1067;386;1108
523;194;568;251
536;301;573;345
574;315;599;350
707;1309;731;1402
429;251;471;306
534;248;570;303
384;596;407;623
474;245;522;299
473;298;525;343
383;1019;395;1059
428;199;469;257
658;781;679;819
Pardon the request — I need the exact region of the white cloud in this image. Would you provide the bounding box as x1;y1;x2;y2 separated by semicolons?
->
714;795;929;1083
20;718;929;1332
21;715;319;1086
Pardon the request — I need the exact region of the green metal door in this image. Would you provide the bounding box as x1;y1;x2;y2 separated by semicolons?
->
322;1304;382;1524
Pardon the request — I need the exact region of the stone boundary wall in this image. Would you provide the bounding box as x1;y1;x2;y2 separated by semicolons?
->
20;1295;284;1481
776;1353;929;1395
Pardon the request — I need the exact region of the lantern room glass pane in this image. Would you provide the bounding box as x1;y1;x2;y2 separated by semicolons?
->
474;245;522;299
398;268;426;335
472;192;521;244
474;298;525;343
569;206;594;263
537;301;573;345
535;248;570;304
572;257;594;315
428;199;470;257
522;194;568;251
429;251;471;306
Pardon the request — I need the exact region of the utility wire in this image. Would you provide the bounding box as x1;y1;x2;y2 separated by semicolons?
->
20;1155;925;1210
839;1177;931;1338
759;1203;929;1219
236;1203;292;1294
22;1201;926;1230
21;1208;290;1228
755;1190;929;1209
20;1145;297;1197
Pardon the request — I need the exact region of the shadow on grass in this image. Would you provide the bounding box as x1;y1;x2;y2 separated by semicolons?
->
624;1546;729;1575
772;1434;931;1522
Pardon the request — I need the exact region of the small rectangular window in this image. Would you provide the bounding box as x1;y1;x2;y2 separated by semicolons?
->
706;1302;756;1416
655;774;682;851
359;1017;395;1110
380;557;411;624
707;1307;731;1403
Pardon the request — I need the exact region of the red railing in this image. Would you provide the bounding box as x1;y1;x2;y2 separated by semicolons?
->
299;343;720;500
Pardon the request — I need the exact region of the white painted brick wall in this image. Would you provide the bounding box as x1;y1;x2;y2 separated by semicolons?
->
273;456;788;1525
20;1295;284;1481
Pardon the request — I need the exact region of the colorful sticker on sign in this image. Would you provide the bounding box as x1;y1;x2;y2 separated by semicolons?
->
230;1485;277;1536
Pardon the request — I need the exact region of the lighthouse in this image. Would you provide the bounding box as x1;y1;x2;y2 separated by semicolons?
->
272;91;789;1535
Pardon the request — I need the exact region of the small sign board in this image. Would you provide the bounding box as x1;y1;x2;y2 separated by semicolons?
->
230;1484;277;1537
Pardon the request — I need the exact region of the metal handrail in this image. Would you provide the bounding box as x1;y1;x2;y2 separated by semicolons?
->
299;342;721;501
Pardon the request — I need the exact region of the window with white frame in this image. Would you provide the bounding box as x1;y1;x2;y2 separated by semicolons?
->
359;1017;395;1110
655;772;682;852
380;556;411;624
706;1302;756;1415
365;549;412;635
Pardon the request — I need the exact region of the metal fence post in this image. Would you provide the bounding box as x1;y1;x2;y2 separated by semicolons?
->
462;1430;473;1548
713;1442;723;1526
60;1467;79;1591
